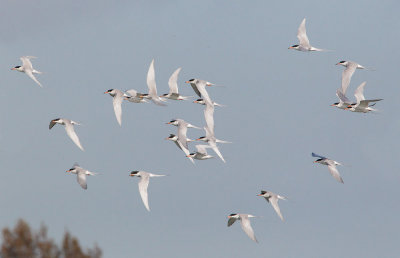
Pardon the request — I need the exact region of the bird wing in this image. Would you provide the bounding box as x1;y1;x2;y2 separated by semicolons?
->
354;81;367;104
126;89;138;97
138;173;151;211
112;93;123;126
204;102;215;135
176;140;195;164
358;99;382;109
190;83;202;97
336;89;350;104
177;122;189;149
147;59;158;97
312;152;326;159
168;67;181;94
49;120;57;129
227;217;237;227
64;122;84;151
297;18;310;48
341;62;358;94
195;145;209;155
208;138;226;163
269;196;284;221
77;173;87;189
20;56;34;71
240;215;258;243
196;81;213;105
25;70;42;87
327;162;344;183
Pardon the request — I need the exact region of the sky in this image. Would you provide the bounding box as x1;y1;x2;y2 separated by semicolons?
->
0;0;399;257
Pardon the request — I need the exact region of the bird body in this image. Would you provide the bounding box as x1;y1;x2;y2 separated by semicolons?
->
312;152;344;183
11;56;43;87
227;213;258;243
257;190;286;221
49;118;84;151
66;163;97;190
289;18;328;52
130;171;166;211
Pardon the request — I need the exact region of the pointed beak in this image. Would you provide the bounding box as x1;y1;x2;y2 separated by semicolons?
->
335;63;340;65
193;101;198;103
11;67;15;70
186;155;191;157
313;161;317;163
166;122;171;124
257;194;262;196
330;104;335;106
196;138;201;141
104;91;108;94
185;81;190;83
288;46;293;49
66;170;70;173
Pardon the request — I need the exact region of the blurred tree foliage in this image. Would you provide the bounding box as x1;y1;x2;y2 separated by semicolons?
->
1;219;101;258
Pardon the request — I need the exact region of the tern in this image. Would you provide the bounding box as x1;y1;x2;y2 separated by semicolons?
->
143;59;167;106
166;119;200;130
345;82;382;113
289;18;328;52
337;60;369;96
185;79;213;104
331;89;353;109
161;67;191;100
187;145;213;160
129;171;166;211
257;190;287;221
49;118;84;151
312;152;344;183
104;89;125;126
227;213;258;243
11;56;43;87
66;163;97;190
194;99;225;107
124;89;148;103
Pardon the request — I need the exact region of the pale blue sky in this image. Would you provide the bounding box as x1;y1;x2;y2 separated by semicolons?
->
0;0;399;257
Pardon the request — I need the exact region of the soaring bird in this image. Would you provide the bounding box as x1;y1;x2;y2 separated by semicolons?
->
66;163;97;190
129;171;166;211
11;56;43;87
227;213;258;243
49;118;84;151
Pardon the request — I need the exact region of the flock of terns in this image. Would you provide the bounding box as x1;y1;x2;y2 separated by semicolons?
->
10;17;382;243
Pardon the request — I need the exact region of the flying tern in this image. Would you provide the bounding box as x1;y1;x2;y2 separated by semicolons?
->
129;171;166;211
312;152;344;183
161;67;191;100
227;213;258;243
345;82;382;113
194;99;225;107
337;60;368;94
257;190;287;221
66;163;97;190
49;118;84;151
165;134;195;164
289;18;328;52
11;56;43;87
104;89;125;126
187;145;213;160
124;89;148;103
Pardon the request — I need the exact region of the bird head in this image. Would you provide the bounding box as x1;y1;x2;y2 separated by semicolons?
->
129;171;139;177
